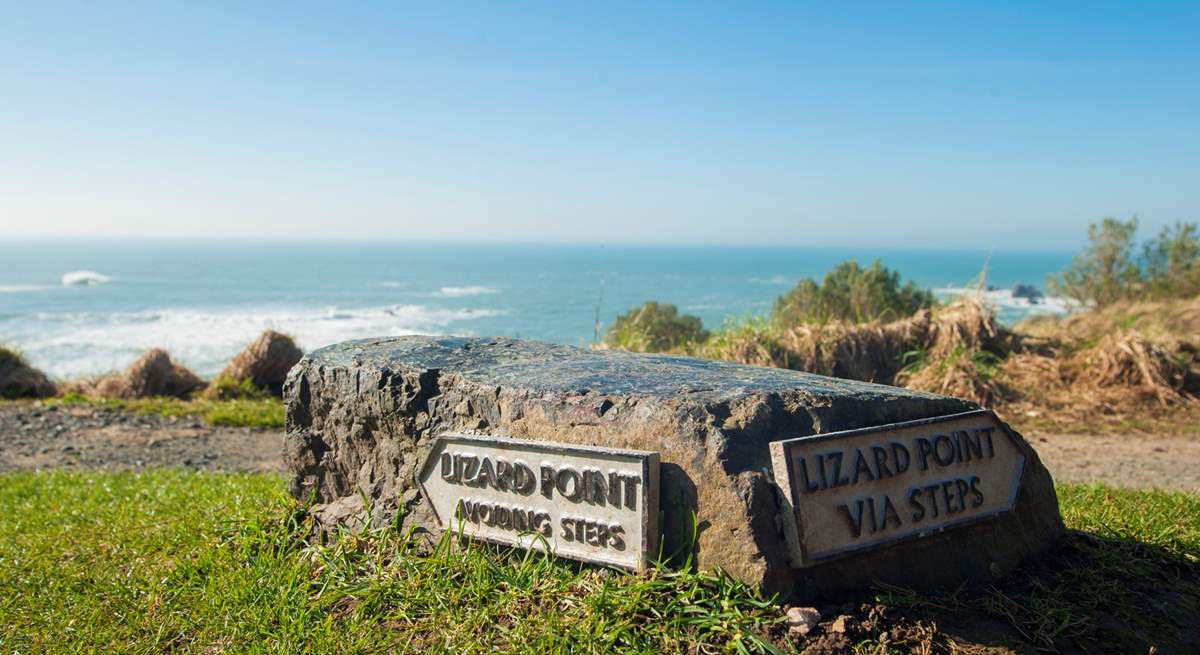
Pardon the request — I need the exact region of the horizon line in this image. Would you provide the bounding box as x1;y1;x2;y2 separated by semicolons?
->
1;235;1076;254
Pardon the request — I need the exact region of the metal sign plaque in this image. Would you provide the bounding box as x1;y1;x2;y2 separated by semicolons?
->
416;434;660;570
769;410;1026;568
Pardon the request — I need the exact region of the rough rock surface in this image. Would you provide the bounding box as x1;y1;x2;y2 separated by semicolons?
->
206;330;303;398
284;336;1063;597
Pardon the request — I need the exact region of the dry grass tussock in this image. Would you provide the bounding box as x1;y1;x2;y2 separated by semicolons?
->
62;349;205;399
699;298;1012;404
1017;295;1200;346
0;346;56;399
8;330;309;402
1001;331;1198;429
203;330;302;399
697;296;1200;419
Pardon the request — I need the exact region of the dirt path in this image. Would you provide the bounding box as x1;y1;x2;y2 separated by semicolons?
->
1026;431;1200;492
0;404;283;473
1;404;1197;491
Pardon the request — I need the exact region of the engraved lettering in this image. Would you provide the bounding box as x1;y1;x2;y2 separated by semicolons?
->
417;436;660;569
852;448;875;484
968;475;984;507
871;445;893;479
495;459;513;492
512;461;536;495
907;487;925;522
799;456;820;493
916;438;933;470
933;435;955;467
838;500;866;538
981;427;996;458
829;451;849;487
556;468;582;501
540;465;555;498
891;441;910;474
881;495;902;530
621;474;640;510
609;524;625;550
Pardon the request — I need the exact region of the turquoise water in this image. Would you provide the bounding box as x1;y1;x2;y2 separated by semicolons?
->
0;240;1071;379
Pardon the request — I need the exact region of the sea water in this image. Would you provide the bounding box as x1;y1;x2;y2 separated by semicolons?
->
0;240;1073;380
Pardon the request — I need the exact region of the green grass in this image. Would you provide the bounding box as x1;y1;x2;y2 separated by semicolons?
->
0;471;1196;654
878;484;1200;652
44;393;285;428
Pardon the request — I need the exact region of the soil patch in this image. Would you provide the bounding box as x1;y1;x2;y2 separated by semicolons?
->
0;404;282;473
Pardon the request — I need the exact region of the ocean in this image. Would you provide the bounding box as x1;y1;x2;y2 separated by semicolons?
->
0;240;1073;380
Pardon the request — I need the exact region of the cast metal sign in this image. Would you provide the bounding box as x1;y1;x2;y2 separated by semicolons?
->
417;434;660;570
770;410;1026;568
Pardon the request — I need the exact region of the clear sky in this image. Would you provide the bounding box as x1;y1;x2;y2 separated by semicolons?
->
1;2;1196;248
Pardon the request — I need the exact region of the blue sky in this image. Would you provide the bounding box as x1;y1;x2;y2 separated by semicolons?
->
1;2;1196;248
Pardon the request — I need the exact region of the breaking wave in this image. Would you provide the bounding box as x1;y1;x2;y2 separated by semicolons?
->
10;303;507;380
435;285;500;297
749;275;792;286
0;284;44;293
61;270;112;287
933;286;1079;320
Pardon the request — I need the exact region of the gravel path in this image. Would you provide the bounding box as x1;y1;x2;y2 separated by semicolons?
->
1;404;1197;491
0;404;283;473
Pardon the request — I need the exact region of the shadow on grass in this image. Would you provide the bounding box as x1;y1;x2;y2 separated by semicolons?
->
869;530;1200;653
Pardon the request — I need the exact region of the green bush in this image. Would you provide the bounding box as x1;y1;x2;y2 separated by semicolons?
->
1144;221;1200;299
204;375;272;400
604;301;709;352
771;259;934;326
1049;217;1200;307
1049;217;1142;307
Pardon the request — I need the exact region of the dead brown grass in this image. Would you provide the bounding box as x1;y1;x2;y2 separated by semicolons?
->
0;347;56;399
689;295;1200;430
699;298;1013;405
1083;331;1194;406
63;349;205;399
1016;296;1200;346
203;330;302;398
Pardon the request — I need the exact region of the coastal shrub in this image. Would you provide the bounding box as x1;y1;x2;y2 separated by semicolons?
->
1048;217;1142;307
771;259;935;326
692;317;788;368
604;302;709;352
1143;221;1200;299
1049;217;1200;307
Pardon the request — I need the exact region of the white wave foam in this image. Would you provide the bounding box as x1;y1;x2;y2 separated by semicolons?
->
933;286;1079;317
376;281;407;288
0;284;43;293
10;303;507;380
749;275;792;286
436;285;500;297
61;270;112;287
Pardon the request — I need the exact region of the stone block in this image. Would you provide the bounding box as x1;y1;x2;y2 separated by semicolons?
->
284;336;1063;597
